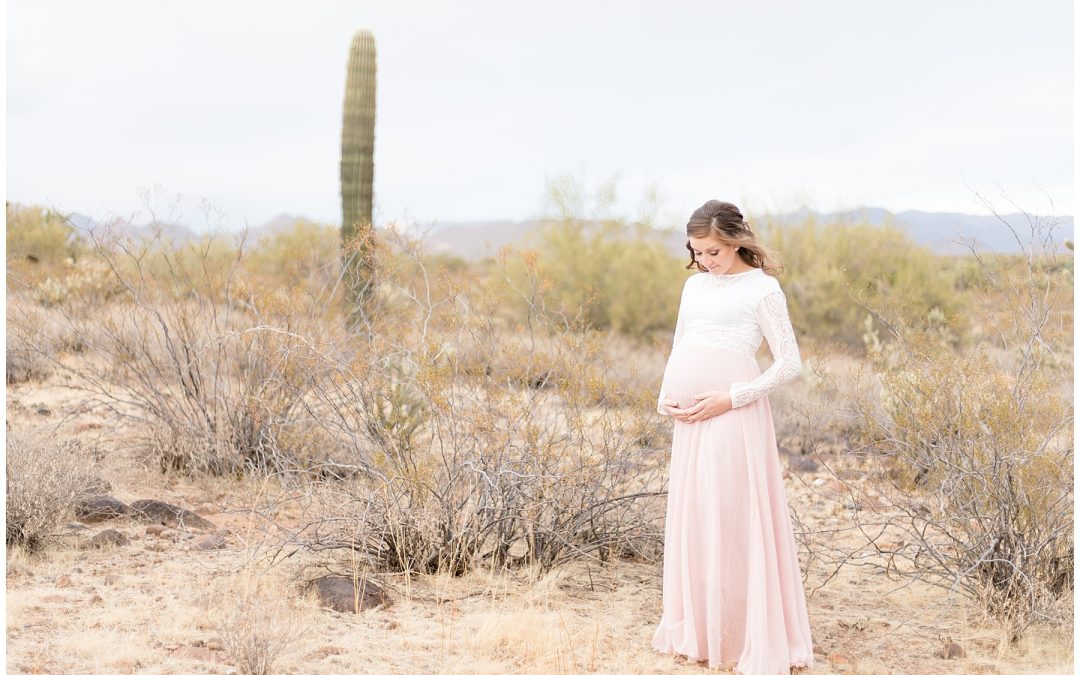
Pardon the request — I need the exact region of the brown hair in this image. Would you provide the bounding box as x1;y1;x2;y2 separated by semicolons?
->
684;200;783;276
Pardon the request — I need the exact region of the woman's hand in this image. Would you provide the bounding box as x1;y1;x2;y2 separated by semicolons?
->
674;390;733;423
660;398;682;416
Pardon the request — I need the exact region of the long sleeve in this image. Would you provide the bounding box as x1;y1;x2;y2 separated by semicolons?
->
656;277;692;415
728;290;802;408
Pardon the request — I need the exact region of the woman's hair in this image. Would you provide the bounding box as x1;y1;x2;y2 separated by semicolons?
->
684;200;783;276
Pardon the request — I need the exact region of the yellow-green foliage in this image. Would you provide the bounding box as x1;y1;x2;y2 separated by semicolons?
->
499;217;688;340
759;214;964;351
6;202;79;265
118;235;245;303
858;279;1072;638
244;219;340;293
869;327;1070;497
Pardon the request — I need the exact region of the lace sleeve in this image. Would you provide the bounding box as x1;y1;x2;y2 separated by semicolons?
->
728;290;802;408
656;276;692;415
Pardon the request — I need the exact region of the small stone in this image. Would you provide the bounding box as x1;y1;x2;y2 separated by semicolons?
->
191;532;227;551
35;405;52;415
81;529;130;549
787;455;820;473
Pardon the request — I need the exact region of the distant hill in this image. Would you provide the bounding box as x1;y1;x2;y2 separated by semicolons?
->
419;208;1074;261
57;207;1073;260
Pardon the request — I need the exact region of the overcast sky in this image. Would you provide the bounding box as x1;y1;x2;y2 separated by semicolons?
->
6;0;1074;231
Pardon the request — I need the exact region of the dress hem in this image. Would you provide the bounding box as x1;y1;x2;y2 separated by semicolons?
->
651;644;814;673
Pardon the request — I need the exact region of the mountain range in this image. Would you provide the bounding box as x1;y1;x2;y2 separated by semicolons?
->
60;207;1074;260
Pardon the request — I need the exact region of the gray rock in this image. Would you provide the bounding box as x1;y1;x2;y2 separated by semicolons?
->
81;529;130;549
129;499;216;531
75;496;131;523
190;532;227;551
306;575;393;613
786;455;821;473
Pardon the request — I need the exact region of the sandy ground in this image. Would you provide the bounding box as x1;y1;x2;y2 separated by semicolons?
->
5;376;1074;675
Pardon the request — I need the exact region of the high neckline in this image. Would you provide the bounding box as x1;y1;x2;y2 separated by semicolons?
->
703;266;760;278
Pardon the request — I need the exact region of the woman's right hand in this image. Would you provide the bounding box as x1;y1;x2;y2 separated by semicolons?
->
661;398;682;416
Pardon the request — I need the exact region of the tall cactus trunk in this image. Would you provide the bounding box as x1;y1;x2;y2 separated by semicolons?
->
340;29;377;331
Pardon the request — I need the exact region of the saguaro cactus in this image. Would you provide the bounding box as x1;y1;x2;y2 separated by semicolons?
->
340;29;377;328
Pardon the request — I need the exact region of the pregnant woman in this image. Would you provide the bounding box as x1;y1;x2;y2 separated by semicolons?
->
651;200;815;673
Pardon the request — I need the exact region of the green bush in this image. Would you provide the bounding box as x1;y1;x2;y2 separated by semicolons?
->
757;214;966;351
244;219;341;294
499;217;687;340
5;200;82;285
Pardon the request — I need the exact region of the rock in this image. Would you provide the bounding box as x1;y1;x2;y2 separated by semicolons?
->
81;529;130;549
191;532;227;551
129;499;216;531
75;496;131;523
306;575;393;613
787;455;820;473
35;405;51;416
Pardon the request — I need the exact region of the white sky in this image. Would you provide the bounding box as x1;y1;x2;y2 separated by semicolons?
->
6;0;1075;231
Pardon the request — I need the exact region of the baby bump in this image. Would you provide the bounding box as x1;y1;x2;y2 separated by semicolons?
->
661;342;760;409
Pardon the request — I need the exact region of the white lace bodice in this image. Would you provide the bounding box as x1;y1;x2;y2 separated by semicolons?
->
657;268;803;414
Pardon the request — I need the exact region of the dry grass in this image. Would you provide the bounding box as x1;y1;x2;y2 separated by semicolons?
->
6;425;105;552
4;204;1073;674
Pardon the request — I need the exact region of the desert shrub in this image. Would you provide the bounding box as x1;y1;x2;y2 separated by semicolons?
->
204;571;307;675
38;232;339;476
6;202;80;269
6;427;103;552
816;209;1073;642
243;218;340;294
30;258;125;312
756;213;965;351
498;179;687;341
270;227;667;577
6;298;55;384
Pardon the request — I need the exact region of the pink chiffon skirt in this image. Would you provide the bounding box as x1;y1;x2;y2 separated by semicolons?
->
652;343;815;674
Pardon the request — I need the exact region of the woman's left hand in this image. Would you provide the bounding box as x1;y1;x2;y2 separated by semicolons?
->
672;390;733;423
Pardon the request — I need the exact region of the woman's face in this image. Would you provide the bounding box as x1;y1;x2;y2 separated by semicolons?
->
688;234;741;275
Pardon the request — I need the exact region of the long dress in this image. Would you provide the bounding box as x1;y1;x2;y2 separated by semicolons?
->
650;266;815;674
